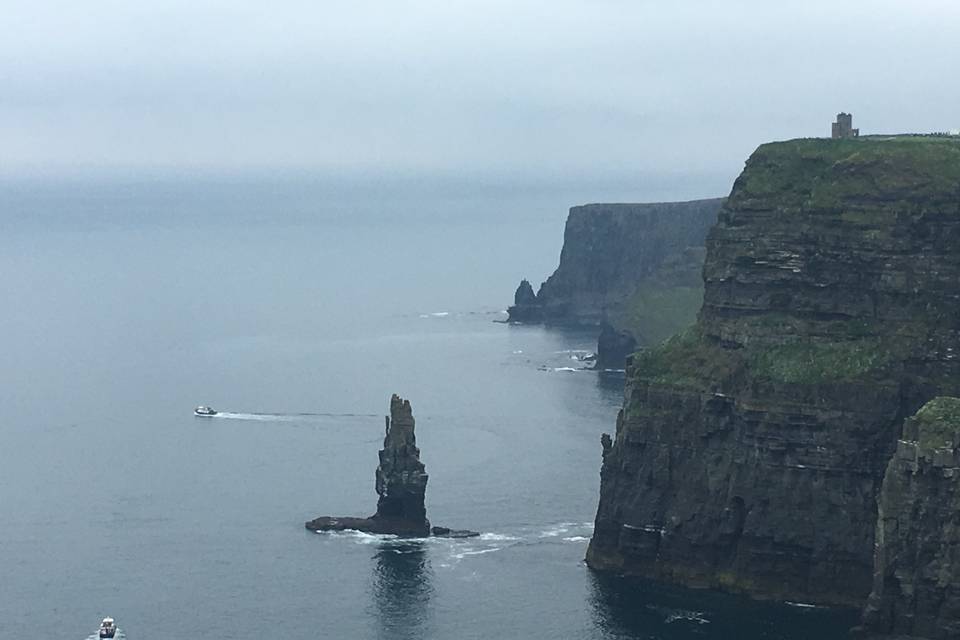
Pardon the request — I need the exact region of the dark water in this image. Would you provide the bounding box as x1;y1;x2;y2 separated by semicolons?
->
0;179;857;638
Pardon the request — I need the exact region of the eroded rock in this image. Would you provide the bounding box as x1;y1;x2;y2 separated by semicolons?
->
595;322;637;370
306;394;430;537
506;279;543;322
306;394;477;538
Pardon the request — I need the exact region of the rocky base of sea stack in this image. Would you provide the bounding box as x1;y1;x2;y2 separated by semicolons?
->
305;517;478;538
306;516;429;537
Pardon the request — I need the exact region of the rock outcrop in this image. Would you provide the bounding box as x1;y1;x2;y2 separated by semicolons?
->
507;199;724;348
857;398;960;639
307;394;429;536
307;394;477;538
587;137;960;607
595;322;638;371
507;279;543;322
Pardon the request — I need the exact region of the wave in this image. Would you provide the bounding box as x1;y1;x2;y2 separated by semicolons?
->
665;610;710;625
452;547;502;559
539;525;570;537
478;532;521;541
315;521;594;566
319;530;400;545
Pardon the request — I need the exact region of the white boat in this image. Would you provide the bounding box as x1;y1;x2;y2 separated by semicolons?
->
194;405;218;417
99;618;116;639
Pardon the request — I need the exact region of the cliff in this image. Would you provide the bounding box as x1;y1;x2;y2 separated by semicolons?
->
587;137;960;607
508;199;724;347
858;398;960;639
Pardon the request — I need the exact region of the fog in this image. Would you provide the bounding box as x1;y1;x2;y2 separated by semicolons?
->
2;0;958;193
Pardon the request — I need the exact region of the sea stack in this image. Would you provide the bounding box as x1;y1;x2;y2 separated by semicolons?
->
373;395;430;534
506;278;543;322
307;394;429;536
306;394;477;538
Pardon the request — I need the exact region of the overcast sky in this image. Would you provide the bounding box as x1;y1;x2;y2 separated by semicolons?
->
2;0;958;190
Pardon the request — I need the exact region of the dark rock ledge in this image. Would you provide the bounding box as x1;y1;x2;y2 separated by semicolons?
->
306;394;478;539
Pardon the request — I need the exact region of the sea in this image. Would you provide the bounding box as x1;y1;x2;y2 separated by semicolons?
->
0;175;857;638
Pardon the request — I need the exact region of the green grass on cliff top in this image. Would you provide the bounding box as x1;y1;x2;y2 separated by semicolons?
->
734;136;960;208
910;397;960;449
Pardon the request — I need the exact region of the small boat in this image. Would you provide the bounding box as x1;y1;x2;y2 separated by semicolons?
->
99;618;117;638
194;405;218;417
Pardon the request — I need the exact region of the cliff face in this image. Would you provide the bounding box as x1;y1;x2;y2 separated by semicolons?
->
859;398;960;639
587;137;960;606
508;199;723;345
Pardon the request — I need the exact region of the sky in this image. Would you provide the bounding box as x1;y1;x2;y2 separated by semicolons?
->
1;0;958;193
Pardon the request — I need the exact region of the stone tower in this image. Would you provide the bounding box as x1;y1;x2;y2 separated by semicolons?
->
831;112;859;139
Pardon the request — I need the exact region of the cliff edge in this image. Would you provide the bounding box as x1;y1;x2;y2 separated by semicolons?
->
587;136;960;607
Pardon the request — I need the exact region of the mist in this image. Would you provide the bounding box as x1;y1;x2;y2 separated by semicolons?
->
2;0;958;196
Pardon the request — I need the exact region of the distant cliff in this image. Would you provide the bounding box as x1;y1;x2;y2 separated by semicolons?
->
587;137;960;609
508;199;724;357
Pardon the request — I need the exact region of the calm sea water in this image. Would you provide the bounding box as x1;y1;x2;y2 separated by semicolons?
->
0;178;857;638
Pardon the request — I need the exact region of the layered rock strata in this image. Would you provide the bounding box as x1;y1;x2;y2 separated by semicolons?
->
507;199;723;346
307;395;477;538
857;398;960;639
587;137;960;606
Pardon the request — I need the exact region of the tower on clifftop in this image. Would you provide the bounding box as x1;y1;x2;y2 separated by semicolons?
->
831;112;859;139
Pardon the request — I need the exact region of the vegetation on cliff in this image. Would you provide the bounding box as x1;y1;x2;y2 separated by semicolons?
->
907;396;960;451
735;136;960;209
